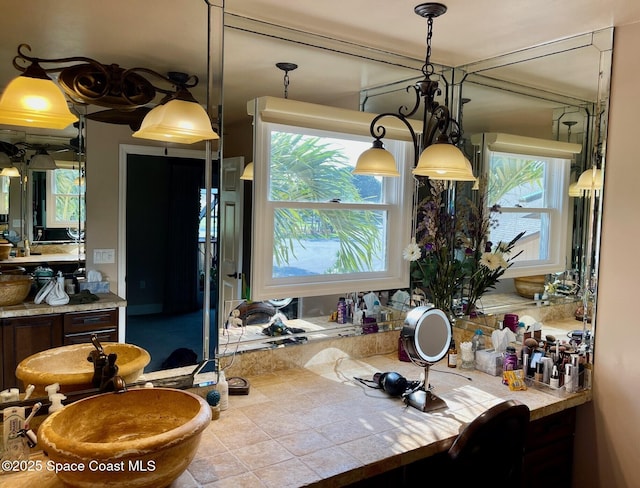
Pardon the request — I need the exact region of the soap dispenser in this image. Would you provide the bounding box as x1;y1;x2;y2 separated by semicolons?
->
49;394;67;413
217;371;229;411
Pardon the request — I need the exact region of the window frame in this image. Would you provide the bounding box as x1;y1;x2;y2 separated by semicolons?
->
45;167;85;229
483;149;571;278
250;99;414;300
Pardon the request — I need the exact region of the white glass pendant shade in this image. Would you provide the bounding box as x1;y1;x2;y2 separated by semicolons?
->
132;99;218;144
353;144;400;177
568;181;583;197
240;162;254;181
575;167;603;193
412;142;475;181
0;167;20;177
0;68;78;130
29;150;58;170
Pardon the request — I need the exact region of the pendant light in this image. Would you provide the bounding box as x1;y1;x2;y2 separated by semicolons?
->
0;46;78;130
28;147;58;170
240;162;254;180
132;87;218;144
355;3;474;181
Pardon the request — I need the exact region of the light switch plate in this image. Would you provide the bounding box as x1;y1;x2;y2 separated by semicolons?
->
93;248;115;264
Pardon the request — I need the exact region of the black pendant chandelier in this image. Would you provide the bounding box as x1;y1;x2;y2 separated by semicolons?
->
354;3;475;181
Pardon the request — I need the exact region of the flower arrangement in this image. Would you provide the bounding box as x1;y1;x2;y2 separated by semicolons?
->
403;178;524;315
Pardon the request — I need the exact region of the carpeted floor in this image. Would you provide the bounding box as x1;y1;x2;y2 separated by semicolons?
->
125;309;217;372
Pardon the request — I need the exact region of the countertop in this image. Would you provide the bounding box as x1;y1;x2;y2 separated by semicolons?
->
1;352;591;488
0;292;125;318
0;253;85;266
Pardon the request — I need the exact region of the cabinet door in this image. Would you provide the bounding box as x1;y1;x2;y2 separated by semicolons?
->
2;314;64;389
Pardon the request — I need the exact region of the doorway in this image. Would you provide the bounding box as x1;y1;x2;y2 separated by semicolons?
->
121;147;219;372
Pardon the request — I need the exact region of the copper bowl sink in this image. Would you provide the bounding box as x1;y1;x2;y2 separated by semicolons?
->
38;388;211;488
16;342;150;395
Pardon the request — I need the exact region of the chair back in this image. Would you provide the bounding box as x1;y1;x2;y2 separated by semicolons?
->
448;399;530;485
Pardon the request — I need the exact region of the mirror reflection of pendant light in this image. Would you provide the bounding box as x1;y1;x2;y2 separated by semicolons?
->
240;63;298;182
240;162;254;180
0;45;78;130
28;147;58;170
355;3;474;181
133;86;218;144
0;166;20;177
575;167;603;195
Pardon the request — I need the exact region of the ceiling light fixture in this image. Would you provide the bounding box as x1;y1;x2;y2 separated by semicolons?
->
0;45;217;143
354;3;474;181
28;147;58;170
241;63;299;182
0;45;78;130
240;162;254;181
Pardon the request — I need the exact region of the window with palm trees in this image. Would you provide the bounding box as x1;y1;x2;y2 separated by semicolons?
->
251;120;412;299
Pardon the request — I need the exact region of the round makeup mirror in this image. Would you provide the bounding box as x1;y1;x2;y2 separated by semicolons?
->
400;306;452;412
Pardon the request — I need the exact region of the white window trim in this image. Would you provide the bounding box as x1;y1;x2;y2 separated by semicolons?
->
45;168;85;229
484;150;571;278
249;97;414;300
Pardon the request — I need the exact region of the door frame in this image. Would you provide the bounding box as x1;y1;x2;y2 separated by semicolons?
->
117;144;206;341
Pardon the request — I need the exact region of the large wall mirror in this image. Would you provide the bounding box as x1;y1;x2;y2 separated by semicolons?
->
219;21;611;357
0;9;611;404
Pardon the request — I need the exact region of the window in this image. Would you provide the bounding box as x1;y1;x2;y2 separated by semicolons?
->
484;150;570;277
45;168;85;229
250;97;414;299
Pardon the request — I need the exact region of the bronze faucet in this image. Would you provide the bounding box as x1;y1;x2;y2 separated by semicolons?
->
87;334;127;392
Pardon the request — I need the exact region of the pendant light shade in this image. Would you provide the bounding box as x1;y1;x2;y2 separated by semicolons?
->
132;98;218;144
0;167;20;177
29;148;58;170
353;141;400;177
0;63;78;130
568;181;583;197
575;167;603;194
412;142;475;181
240;162;254;181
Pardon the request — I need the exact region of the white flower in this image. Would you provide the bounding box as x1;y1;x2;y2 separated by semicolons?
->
479;252;503;270
402;238;421;262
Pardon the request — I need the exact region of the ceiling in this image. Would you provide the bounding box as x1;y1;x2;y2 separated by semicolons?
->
0;0;639;143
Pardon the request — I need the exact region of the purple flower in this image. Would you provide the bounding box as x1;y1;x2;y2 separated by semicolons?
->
484;241;493;253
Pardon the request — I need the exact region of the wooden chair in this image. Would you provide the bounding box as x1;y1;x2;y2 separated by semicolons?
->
448;399;530;486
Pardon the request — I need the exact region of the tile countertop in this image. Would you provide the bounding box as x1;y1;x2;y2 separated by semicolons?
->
2;352;591;488
0;291;125;318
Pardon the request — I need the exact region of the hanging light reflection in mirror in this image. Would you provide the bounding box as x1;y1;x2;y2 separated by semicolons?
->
28;147;58;170
240;162;254;181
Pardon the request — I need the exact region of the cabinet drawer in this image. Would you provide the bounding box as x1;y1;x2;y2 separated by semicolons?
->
64;328;118;345
64;309;118;335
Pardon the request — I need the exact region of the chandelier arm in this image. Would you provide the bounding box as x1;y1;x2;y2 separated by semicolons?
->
369;112;421;167
12;44;106;74
398;84;423;119
423;104;452;146
122;67;199;92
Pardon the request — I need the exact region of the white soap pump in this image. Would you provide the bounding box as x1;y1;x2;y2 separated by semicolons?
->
49;394;67;413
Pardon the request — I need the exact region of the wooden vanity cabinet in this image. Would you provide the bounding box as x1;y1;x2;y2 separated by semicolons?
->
1;314;64;389
0;308;119;390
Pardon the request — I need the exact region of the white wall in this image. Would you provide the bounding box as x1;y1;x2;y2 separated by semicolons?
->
573;21;640;488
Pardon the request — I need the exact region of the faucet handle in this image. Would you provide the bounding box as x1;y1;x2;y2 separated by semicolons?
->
91;334;105;354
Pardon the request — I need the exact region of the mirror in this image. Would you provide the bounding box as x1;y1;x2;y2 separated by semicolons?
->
0;13;611;406
0;124;85;263
221;25;611;353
